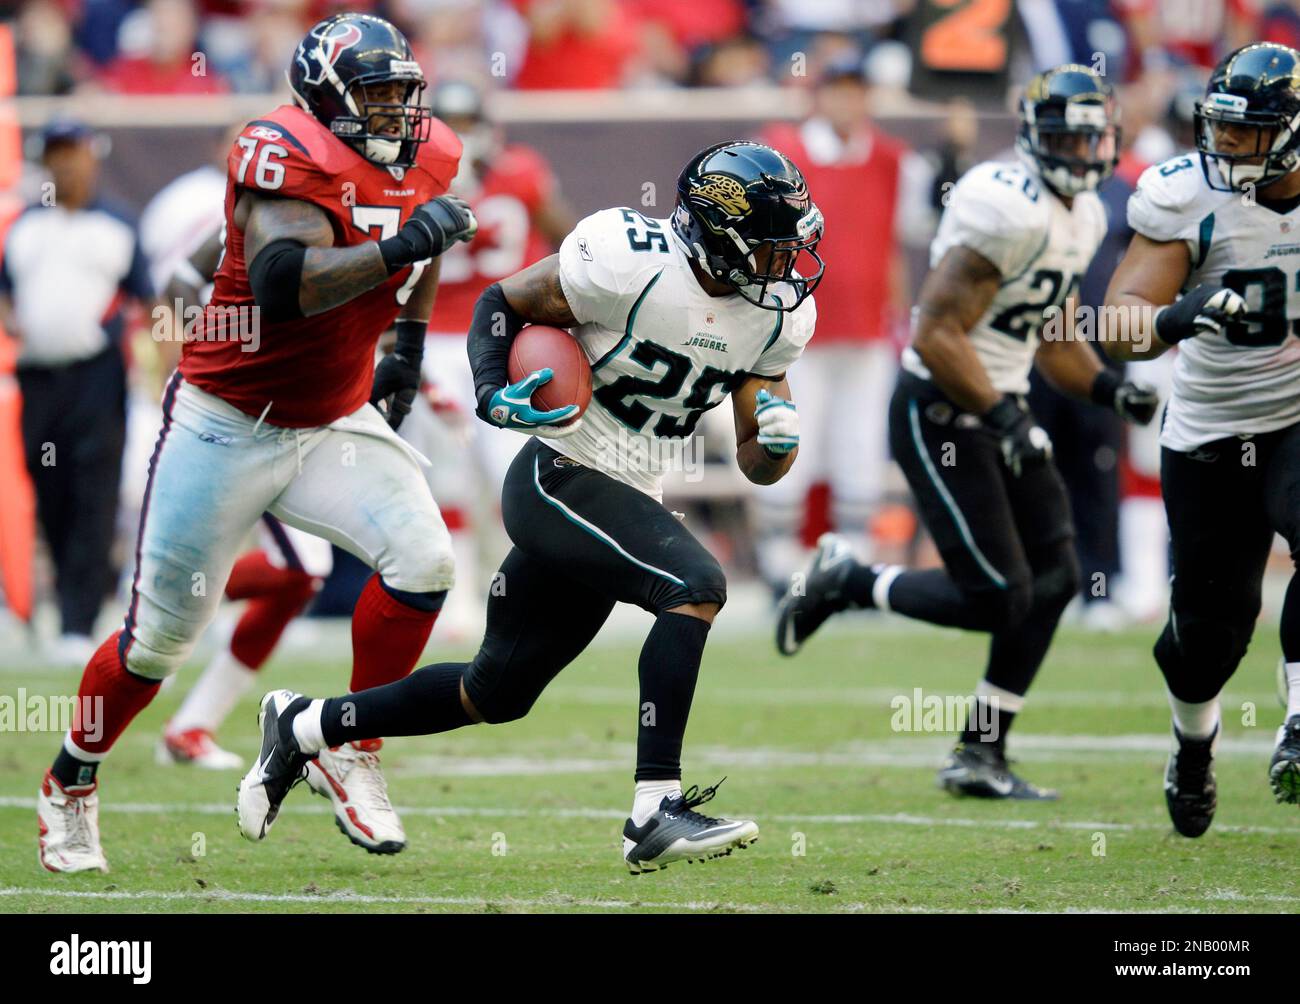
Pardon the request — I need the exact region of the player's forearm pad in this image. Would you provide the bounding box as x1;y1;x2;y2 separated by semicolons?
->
469;282;527;421
247;238;306;321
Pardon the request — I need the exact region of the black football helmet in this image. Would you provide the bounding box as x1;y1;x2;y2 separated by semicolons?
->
1016;64;1120;197
672;141;824;312
1194;42;1300;192
287;13;428;168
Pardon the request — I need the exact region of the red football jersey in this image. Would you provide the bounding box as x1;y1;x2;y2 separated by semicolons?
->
181;104;461;427
429;145;557;334
764;121;904;344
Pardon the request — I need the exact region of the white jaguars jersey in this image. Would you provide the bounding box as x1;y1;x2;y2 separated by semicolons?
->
554;207;817;497
1128;153;1300;451
902;158;1107;394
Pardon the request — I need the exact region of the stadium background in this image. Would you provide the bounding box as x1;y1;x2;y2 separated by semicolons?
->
0;0;1295;645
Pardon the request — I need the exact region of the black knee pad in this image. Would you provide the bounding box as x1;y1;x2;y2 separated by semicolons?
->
1154;612;1253;703
965;580;1033;633
462;652;542;724
1031;548;1081;615
650;552;727;614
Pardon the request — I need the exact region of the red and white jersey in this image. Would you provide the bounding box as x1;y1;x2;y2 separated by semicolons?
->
180;104;462;428
429;145;557;334
763;119;905;343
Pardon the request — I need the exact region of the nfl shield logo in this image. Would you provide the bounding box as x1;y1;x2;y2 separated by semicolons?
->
1283;220;1292;234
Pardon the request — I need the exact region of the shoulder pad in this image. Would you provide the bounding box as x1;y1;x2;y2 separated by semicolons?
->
935;160;1050;276
1128;155;1224;242
558;208;666;328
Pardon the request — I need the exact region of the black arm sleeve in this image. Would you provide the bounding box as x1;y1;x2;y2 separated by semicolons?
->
247;238;307;321
469;282;527;421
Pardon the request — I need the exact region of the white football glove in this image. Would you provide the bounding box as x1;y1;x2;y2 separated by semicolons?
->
755;388;799;456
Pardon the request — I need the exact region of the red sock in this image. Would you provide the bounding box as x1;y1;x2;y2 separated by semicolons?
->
69;631;161;757
229;571;317;669
350;575;438;692
225;550;293;601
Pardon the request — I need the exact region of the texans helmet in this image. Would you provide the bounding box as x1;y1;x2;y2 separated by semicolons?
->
287;13;429;168
1195;42;1300;192
671;141;824;312
1016;64;1120;197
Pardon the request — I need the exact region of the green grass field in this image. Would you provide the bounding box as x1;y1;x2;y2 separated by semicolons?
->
3;620;1299;913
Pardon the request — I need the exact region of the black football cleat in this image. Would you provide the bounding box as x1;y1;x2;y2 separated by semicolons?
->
937;741;1059;800
622;779;758;874
236;690;312;842
1164;725;1217;838
1269;715;1300;804
775;533;858;656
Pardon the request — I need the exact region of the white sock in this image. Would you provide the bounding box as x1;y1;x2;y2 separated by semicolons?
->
1168;692;1220;740
632;780;681;826
291;699;327;755
1286;662;1300;720
872;565;903;612
170;649;257;734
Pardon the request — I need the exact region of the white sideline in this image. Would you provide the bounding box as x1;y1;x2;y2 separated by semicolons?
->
0;888;1278;914
0;795;1294;834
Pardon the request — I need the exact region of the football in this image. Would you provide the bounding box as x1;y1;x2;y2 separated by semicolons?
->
507;324;592;425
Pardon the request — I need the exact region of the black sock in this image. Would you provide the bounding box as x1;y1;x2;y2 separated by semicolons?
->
636;612;711;782
845;563;880;608
320;662;472;747
51;748;98;789
960;696;1017;746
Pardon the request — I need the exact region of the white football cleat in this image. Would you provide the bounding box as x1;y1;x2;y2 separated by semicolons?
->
237;689;311;843
38;770;109;874
156;726;244;770
306;740;407;854
622;779;758;874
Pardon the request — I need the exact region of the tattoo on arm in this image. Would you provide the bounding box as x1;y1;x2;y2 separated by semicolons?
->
240;192;389;318
499;255;578;327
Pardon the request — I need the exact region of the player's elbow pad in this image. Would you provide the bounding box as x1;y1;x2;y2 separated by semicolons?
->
469;282;526;419
247;239;307;321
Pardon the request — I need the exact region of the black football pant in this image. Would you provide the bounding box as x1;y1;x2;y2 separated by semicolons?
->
885;373;1080;698
452;439;730;780
17;346;127;637
1027;367;1123;605
1155;423;1300;703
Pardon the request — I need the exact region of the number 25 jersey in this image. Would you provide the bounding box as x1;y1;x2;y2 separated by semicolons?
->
180;103;462;428
553;207;817;499
1129;153;1300;451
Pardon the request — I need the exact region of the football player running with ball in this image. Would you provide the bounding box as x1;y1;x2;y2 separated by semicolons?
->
776;66;1159;799
237;141;822;873
37;14;478;873
1102;43;1300;837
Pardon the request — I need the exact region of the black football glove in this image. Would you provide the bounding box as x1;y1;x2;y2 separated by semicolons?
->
369;320;426;430
378;195;478;273
1091;368;1159;425
984;395;1052;478
1153;284;1247;344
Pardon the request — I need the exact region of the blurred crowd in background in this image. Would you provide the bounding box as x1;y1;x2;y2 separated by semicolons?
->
1;0;1295;664
5;0;1298;98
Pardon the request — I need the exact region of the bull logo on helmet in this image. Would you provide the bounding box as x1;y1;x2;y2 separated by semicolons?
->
296;20;363;86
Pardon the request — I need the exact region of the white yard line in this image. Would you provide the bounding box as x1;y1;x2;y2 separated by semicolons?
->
0;795;1293;835
0;887;1261;914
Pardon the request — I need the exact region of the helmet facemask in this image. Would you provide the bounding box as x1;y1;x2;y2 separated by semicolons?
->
336;76;429;167
673;196;825;312
1019;98;1120;197
1195;92;1300;192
